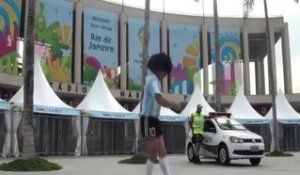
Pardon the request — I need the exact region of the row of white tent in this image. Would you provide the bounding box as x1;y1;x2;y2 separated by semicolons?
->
1;59;300;157
2;58;300;123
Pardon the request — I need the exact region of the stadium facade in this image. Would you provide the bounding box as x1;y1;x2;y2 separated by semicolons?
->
0;0;299;115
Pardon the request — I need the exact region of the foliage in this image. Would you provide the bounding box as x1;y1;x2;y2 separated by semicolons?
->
118;154;158;164
0;157;62;171
36;2;68;58
265;150;293;157
0;52;20;74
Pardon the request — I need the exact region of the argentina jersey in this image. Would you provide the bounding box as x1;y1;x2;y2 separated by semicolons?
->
141;72;162;118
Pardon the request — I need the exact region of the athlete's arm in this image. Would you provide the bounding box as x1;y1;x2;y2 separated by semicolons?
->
155;93;181;111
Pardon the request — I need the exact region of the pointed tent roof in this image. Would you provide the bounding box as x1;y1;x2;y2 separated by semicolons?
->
228;88;269;124
180;85;215;116
265;90;300;124
0;98;10;110
77;71;138;119
132;103;187;122
9;59;79;116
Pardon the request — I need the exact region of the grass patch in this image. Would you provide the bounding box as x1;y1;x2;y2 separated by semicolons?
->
0;157;62;171
118;154;158;164
265;150;294;157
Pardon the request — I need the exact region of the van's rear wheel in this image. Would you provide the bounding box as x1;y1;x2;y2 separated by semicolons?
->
187;144;195;163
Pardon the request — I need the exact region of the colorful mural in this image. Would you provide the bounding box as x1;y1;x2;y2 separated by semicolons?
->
35;0;74;83
169;23;201;94
83;8;119;88
210;28;242;95
0;0;21;75
127;17;160;90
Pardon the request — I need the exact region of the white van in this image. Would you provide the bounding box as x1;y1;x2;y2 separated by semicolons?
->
187;112;265;166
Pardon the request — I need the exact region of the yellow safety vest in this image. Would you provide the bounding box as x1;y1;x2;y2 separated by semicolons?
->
192;112;205;134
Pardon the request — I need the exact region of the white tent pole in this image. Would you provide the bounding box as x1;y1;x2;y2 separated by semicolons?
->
2;110;11;157
12;106;22;157
82;112;89;155
132;119;140;153
183;120;189;154
74;113;82;156
269;122;275;152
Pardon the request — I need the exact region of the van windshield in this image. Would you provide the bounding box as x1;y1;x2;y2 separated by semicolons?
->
215;117;247;130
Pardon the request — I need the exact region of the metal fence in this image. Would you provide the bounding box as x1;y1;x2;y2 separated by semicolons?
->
2;110;299;156
86;118;136;155
245;124;300;152
244;124;272;151
17;114;78;156
86;118;187;155
280;124;300;151
0;111;5;155
161;122;186;154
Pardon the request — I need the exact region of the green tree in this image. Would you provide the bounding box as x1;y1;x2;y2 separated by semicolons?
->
135;0;150;154
22;0;36;157
141;0;150;88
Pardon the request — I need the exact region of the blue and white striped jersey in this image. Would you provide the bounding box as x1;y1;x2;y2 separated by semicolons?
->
141;72;162;118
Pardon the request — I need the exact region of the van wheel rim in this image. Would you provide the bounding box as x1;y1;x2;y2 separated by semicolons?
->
219;148;227;163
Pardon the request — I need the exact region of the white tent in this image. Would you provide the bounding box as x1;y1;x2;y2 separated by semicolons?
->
0;98;10;110
180;84;215;117
229;89;269;124
77;71;138;155
265;90;300;151
132;103;187;122
9;59;79;116
265;90;300;124
6;59;79;157
77;71;138;120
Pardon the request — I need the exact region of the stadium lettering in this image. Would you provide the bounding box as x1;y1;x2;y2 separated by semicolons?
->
120;90;140;99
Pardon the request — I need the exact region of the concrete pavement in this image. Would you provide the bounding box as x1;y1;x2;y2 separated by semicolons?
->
0;152;300;175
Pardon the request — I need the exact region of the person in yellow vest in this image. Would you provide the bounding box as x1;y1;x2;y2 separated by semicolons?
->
189;104;206;164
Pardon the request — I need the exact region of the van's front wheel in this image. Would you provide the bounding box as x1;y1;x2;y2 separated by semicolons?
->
250;158;261;166
218;144;230;165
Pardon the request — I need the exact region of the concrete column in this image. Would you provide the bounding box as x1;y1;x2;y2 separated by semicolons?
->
281;24;293;93
202;24;209;96
242;25;250;95
74;2;83;84
230;63;236;90
120;13;127;90
161;20;168;93
255;57;265;95
268;27;277;94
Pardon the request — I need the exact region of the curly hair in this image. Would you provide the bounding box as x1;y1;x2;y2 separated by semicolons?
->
147;53;172;74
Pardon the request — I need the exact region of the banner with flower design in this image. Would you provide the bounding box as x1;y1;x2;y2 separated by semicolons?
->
127;17;160;90
0;0;22;75
83;8;119;88
168;23;201;94
35;0;74;83
209;28;242;95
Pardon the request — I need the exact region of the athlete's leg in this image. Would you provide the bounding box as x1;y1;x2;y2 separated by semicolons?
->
157;136;172;175
145;138;158;175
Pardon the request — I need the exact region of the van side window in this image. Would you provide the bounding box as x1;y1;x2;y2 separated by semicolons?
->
204;120;216;133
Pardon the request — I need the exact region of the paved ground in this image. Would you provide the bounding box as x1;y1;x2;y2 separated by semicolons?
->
0;152;300;175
